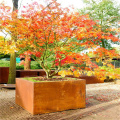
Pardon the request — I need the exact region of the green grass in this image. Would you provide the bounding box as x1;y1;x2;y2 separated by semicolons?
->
0;60;42;70
24;77;41;82
24;76;78;82
0;60;10;67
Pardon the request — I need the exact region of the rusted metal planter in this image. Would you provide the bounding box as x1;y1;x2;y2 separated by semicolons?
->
66;75;103;84
16;70;39;77
79;75;104;84
16;69;56;77
16;78;86;115
0;67;9;83
0;69;56;83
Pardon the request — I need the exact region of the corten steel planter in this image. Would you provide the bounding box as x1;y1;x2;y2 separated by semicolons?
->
0;68;57;83
16;70;39;78
0;67;9;83
79;75;103;84
38;69;46;76
66;75;103;84
16;69;57;78
15;78;86;115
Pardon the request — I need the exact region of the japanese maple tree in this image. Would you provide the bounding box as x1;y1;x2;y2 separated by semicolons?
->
0;0;119;79
17;0;119;78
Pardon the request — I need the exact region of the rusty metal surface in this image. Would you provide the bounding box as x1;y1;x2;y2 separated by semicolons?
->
0;67;9;84
16;78;86;115
33;79;86;115
65;75;103;84
79;76;103;84
15;78;34;114
16;70;38;77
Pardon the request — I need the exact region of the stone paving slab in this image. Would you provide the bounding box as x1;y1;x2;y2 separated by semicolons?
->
1;82;120;120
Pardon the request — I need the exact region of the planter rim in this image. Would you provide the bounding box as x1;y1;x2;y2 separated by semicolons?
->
16;77;85;83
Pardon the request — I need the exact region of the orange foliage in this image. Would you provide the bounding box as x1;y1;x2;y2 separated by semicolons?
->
0;0;119;78
93;47;119;59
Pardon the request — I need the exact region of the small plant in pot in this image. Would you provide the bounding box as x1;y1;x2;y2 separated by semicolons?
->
14;0;117;115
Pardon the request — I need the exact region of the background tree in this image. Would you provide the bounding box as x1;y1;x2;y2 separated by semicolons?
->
79;0;120;49
7;0;19;84
12;0;18;11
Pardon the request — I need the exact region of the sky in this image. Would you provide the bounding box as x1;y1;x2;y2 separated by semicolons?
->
1;0;120;17
1;0;86;10
1;0;120;10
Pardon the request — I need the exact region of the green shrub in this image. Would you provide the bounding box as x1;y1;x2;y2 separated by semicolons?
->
0;60;43;70
0;54;10;58
0;60;10;67
31;61;42;69
16;64;24;70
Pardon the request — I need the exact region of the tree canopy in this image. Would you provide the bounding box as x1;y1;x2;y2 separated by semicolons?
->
79;0;120;49
0;0;119;79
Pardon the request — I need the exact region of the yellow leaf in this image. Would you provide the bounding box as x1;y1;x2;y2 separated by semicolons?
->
61;72;66;77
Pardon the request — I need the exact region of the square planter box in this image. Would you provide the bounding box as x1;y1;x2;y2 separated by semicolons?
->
66;75;103;84
16;69;57;78
0;67;9;83
79;75;104;84
16;70;39;77
16;78;86;115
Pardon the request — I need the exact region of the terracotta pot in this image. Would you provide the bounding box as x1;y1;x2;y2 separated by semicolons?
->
0;67;9;83
15;77;86;115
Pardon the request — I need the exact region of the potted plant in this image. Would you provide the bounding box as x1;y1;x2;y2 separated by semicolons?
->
14;0;117;115
15;1;88;114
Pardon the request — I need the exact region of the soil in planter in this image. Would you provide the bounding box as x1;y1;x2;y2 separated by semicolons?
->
25;76;78;82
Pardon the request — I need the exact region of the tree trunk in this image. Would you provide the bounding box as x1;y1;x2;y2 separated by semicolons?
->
7;0;18;84
24;55;31;70
8;52;16;84
12;0;18;11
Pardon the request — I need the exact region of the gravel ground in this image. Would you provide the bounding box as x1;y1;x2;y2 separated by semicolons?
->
1;82;120;120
